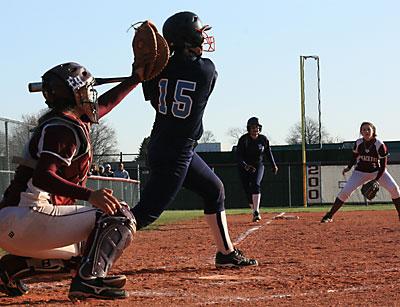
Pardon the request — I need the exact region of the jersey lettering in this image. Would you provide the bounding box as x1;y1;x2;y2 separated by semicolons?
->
157;79;196;119
158;79;168;114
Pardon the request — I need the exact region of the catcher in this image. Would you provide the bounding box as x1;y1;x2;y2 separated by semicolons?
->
321;122;400;223
0;22;168;301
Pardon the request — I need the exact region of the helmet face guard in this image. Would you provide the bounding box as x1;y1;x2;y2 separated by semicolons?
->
197;26;215;52
69;76;99;123
77;87;99;123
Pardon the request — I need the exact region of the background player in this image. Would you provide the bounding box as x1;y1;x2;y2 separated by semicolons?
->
321;121;400;222
236;117;278;222
131;11;257;268
0;62;139;300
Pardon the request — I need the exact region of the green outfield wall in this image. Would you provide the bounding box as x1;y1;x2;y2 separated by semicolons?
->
166;141;400;209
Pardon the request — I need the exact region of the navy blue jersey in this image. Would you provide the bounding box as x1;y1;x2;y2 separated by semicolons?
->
143;51;217;141
236;133;276;168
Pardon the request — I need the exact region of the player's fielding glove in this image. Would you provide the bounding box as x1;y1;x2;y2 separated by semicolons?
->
131;20;170;82
361;180;379;200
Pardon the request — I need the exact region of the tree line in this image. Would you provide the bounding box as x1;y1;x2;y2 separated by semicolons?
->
4;113;340;167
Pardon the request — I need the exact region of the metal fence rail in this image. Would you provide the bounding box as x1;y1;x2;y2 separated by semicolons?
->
0;171;140;207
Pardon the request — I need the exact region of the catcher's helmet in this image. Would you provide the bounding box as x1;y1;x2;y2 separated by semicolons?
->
247;117;262;132
42;62;99;123
162;11;215;52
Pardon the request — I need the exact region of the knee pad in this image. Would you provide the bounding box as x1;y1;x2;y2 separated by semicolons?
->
79;206;136;279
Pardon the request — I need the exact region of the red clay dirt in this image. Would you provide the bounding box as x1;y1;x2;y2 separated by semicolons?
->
1;209;400;306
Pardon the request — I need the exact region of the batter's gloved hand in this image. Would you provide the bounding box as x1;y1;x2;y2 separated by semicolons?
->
244;164;256;173
361;180;380;200
272;165;278;175
131;20;170;82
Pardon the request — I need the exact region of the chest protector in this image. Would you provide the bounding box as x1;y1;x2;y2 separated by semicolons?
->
3;112;92;206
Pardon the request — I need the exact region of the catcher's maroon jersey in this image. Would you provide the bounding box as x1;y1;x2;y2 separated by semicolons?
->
352;137;388;173
2;112;92;206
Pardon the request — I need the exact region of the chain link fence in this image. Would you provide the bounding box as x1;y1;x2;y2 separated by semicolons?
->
0;117;34;171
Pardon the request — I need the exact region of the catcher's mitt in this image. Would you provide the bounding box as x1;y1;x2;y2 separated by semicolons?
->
131;20;170;82
361;180;379;200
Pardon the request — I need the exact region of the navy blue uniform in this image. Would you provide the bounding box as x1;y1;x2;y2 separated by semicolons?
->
236;133;276;203
131;51;223;230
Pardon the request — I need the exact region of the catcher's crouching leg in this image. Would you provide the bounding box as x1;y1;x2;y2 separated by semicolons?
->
0;254;80;297
68;205;136;301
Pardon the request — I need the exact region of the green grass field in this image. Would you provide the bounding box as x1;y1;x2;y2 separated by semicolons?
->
0;204;395;256
150;203;395;226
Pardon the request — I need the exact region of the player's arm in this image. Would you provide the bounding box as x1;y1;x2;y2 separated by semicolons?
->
375;143;389;181
33;153;92;201
32;125;121;214
236;136;247;169
264;138;278;174
97;75;141;119
343;141;359;174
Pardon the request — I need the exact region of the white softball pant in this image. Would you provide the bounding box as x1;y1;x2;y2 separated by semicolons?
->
0;204;98;259
338;170;400;202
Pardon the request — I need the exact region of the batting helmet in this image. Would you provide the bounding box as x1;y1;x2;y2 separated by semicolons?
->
247;117;262;132
162;11;215;52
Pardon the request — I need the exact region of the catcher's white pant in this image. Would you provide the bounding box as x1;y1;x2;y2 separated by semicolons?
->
0;204;97;259
338;169;400;202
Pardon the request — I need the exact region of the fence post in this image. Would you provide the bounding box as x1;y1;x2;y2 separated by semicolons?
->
137;164;140;201
5;121;9;171
288;164;292;207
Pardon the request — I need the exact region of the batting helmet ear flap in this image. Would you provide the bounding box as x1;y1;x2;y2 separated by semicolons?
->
42;72;75;110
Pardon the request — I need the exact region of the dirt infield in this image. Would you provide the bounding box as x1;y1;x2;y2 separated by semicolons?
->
1;209;400;306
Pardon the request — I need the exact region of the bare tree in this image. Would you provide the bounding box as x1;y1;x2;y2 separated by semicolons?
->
7;113;39;159
226;127;247;145
199;130;216;143
90;120;119;164
135;136;150;166
286;116;341;144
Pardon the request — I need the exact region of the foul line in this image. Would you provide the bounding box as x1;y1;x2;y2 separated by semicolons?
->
234;212;285;245
126;281;400;304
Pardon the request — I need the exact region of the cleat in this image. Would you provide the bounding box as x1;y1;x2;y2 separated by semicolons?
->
321;214;333;223
252;211;261;222
215;248;258;268
68;275;128;301
102;275;127;289
0;255;29;297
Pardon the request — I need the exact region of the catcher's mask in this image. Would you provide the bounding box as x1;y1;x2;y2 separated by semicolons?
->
42;62;99;123
247;117;262;132
162;11;215;52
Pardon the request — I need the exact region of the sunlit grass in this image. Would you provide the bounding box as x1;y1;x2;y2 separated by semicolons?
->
147;203;395;228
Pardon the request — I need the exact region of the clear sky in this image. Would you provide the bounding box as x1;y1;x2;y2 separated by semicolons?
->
1;0;399;153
